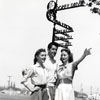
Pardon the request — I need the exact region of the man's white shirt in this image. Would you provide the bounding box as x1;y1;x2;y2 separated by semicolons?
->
44;55;58;87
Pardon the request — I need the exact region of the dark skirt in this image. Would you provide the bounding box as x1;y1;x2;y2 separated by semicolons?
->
30;85;48;100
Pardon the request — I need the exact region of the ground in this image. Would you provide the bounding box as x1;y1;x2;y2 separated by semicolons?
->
0;93;30;100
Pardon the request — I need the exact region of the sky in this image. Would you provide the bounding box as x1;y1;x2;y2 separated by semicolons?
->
0;0;100;94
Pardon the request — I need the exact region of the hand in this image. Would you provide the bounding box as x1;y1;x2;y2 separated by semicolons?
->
84;48;92;56
21;78;27;84
21;81;24;84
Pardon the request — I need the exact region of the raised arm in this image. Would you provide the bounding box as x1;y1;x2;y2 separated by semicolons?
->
71;48;91;78
73;48;92;68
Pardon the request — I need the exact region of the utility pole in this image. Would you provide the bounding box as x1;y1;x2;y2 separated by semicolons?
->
80;84;83;97
96;88;99;94
8;76;12;88
90;86;93;95
80;83;83;93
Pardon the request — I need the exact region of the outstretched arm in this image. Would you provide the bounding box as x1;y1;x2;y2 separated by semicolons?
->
72;48;92;78
73;48;92;68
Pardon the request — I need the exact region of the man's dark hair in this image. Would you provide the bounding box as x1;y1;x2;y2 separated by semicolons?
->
47;42;59;50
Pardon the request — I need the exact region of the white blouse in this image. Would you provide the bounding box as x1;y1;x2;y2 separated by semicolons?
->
25;63;48;85
57;63;73;80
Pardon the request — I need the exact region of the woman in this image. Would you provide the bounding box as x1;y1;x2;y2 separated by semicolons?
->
55;48;91;100
21;48;48;100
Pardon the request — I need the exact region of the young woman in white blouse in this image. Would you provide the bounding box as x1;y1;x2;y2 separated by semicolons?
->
22;48;48;100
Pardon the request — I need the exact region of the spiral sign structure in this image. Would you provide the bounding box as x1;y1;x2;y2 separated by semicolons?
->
46;0;85;48
46;0;100;48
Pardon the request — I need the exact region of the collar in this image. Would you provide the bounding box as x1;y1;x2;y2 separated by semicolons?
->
35;63;45;68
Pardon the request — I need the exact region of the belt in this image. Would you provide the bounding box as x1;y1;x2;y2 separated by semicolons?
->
59;78;72;84
31;84;46;95
35;84;46;89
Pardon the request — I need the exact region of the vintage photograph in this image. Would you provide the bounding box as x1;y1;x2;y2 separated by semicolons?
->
0;0;100;100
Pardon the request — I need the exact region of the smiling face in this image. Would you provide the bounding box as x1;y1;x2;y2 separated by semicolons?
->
36;51;46;64
48;45;58;58
60;50;69;64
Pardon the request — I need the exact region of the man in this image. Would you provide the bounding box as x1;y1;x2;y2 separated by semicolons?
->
44;42;59;100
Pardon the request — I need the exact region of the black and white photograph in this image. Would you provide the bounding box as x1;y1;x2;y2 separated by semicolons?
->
0;0;100;100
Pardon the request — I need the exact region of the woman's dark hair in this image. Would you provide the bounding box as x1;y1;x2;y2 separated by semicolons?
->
61;48;73;63
33;48;46;64
47;42;59;50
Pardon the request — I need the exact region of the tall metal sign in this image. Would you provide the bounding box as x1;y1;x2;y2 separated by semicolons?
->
46;0;85;48
46;0;100;48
